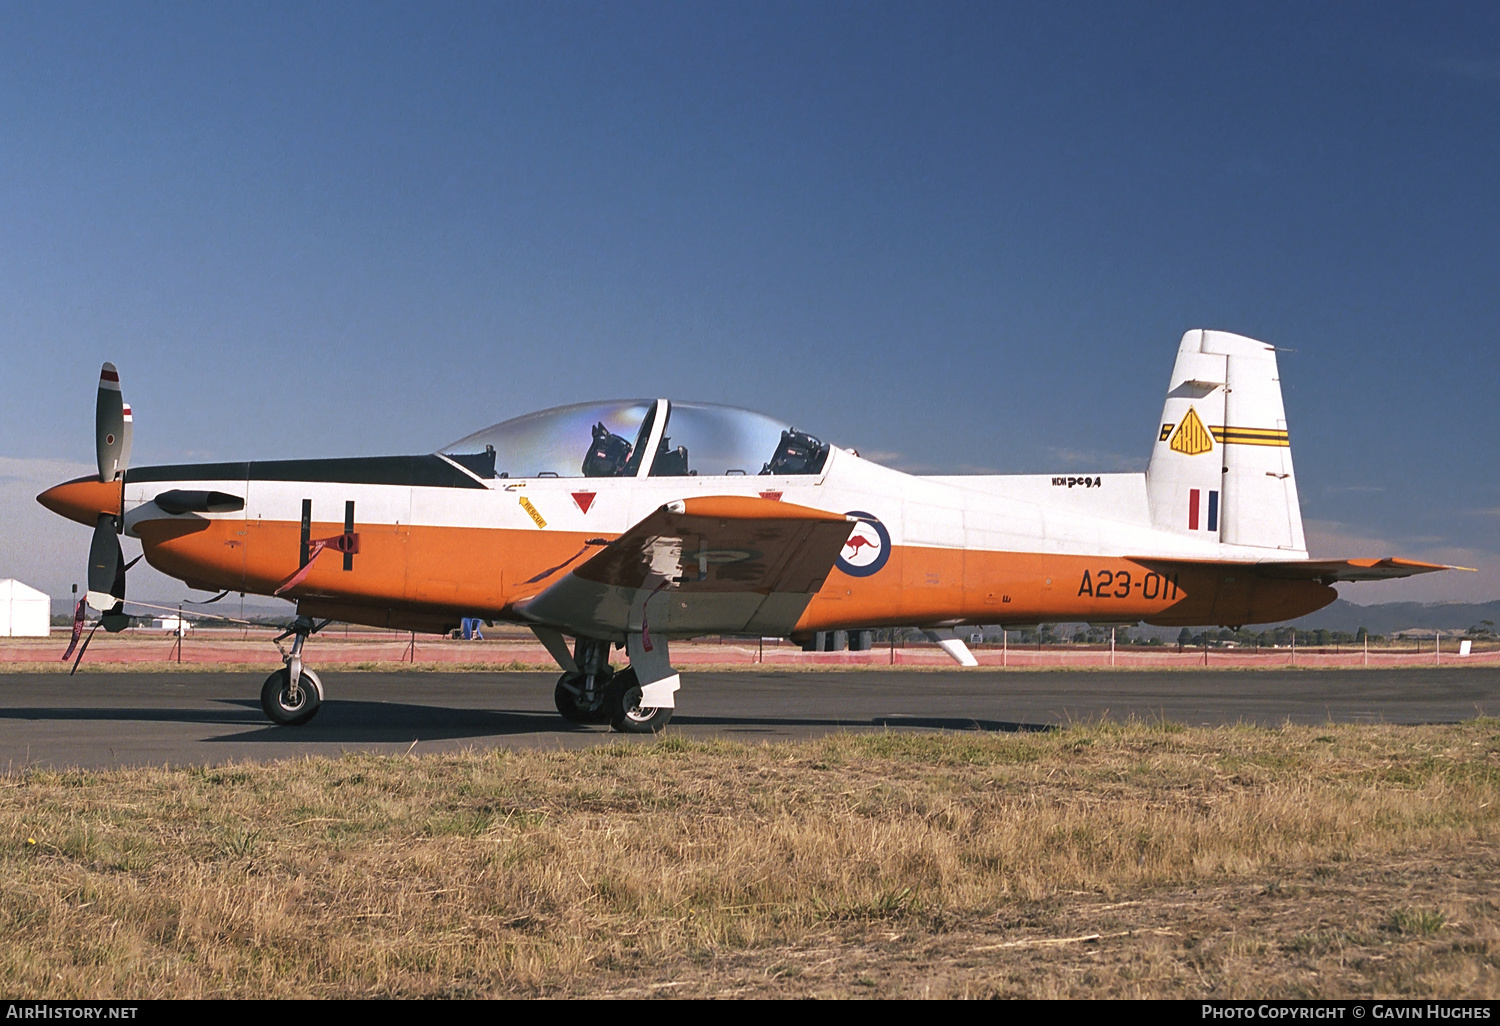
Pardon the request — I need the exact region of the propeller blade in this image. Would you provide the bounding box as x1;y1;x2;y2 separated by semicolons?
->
96;363;125;483
120;402;133;479
86;512;124;613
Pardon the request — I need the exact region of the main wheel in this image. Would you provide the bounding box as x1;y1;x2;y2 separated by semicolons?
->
260;667;324;726
554;671;610;724
604;668;673;734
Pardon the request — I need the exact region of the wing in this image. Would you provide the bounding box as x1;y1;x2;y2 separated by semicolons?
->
514;496;856;638
1128;555;1471;583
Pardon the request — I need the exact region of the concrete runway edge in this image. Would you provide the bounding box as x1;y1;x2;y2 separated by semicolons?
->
2;665;1498;769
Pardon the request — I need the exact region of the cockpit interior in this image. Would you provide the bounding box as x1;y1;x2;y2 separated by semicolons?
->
440;399;830;482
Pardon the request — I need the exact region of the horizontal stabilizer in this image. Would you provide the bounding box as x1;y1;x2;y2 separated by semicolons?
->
515;496;856;638
1128;555;1470;584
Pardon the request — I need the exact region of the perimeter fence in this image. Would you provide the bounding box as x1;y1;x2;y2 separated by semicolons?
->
4;628;1497;670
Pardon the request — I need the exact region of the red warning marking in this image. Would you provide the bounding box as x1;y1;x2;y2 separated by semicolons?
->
759;491;782;502
572;491;596;514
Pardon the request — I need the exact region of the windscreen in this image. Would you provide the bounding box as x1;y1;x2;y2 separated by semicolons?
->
442;401;653;479
441;400;826;480
648;402;793;477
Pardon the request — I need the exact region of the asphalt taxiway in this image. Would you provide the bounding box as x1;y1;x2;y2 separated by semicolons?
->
1;667;1496;769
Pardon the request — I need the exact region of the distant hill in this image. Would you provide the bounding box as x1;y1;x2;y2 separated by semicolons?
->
1287;599;1500;636
1016;598;1500;643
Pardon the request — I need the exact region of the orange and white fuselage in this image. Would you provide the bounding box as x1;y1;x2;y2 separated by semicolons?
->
31;447;1334;636
45;327;1436;642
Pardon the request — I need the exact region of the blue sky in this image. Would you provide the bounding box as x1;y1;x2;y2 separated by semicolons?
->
2;2;1496;607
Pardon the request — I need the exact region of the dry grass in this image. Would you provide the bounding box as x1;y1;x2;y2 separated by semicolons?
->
3;721;1500;998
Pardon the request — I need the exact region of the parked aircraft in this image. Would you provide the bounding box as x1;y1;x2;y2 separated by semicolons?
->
39;330;1461;732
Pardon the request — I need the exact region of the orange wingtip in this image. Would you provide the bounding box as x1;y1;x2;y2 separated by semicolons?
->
1371;558;1476;572
1262;557;1463;572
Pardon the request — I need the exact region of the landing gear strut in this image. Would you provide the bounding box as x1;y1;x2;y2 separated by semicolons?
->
553;637;614;724
262;615;326;726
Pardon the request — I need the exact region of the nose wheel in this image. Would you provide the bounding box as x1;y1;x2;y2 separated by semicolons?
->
261;666;324;725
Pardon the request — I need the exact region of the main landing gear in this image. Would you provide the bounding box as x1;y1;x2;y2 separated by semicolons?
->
553;636;614;724
549;635;675;734
602;667;672;734
261;615;326;726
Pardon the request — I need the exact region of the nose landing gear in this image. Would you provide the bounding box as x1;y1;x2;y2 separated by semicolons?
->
261;615;327;726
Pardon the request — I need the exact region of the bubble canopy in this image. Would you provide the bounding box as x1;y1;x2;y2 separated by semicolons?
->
439;399;830;480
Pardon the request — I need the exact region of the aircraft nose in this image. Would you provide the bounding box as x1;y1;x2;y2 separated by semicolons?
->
37;475;122;526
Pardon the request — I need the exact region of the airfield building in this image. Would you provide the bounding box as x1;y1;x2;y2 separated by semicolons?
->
0;579;50;637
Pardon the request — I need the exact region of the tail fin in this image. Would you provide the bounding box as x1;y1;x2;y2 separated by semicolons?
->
1146;330;1305;553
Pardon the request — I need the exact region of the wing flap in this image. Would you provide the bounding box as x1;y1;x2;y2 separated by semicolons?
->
517;496;855;638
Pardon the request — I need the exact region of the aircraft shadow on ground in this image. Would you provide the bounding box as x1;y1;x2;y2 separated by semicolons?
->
0;700;559;741
233;706;1061;741
3;694;1485;744
0;705;260;727
207;701;1058;742
0;699;1052;742
209;699;576;743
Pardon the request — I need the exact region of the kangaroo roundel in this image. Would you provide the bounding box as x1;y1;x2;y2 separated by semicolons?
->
837;511;890;577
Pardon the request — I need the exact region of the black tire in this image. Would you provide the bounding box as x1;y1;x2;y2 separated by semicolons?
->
605;668;673;734
260;667;324;726
554;671;610;724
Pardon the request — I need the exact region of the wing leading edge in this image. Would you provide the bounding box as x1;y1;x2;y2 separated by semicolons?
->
515;496;856;639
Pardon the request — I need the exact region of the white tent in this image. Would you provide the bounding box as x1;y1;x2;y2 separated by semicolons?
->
0;579;50;637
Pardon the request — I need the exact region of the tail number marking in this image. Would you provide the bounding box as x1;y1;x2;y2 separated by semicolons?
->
1078;570;1179;601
